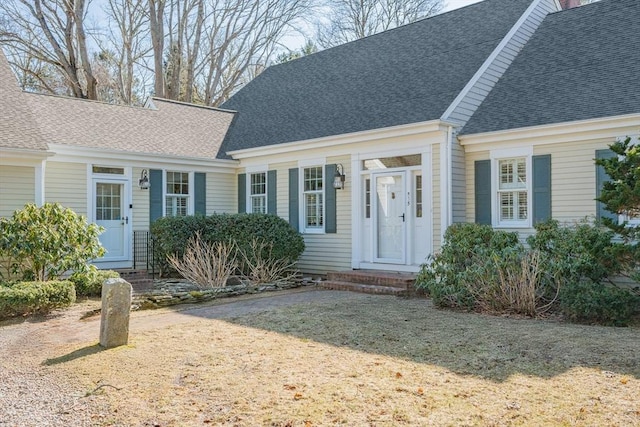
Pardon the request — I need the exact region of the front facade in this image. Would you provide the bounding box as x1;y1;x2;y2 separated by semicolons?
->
1;0;638;274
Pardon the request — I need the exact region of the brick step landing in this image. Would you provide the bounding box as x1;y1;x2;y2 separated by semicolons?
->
320;270;417;296
113;269;155;293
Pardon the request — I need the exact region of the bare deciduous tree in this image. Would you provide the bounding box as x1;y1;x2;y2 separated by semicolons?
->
0;0;312;105
101;0;151;104
317;0;444;48
0;0;99;99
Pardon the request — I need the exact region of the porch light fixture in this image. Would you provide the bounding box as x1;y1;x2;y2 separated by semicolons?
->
333;164;346;190
139;169;150;190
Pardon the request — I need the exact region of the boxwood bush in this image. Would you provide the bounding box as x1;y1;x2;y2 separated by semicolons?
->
69;268;120;297
151;213;305;277
560;280;639;327
0;280;76;319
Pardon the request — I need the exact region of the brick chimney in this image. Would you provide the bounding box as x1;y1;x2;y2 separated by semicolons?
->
559;0;581;9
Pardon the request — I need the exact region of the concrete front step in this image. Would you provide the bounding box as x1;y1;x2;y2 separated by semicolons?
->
326;270;416;289
319;280;410;296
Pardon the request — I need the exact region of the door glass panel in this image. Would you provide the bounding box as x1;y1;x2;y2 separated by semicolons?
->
96;183;122;221
376;174;404;260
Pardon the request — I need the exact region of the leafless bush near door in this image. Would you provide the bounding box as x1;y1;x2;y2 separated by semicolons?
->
167;232;237;288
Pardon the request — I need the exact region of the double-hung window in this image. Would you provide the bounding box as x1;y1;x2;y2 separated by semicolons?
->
490;148;532;228
303;166;323;231
166;171;189;217
498;158;528;224
250;172;267;214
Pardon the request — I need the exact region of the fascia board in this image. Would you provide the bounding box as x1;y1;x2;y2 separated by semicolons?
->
47;144;239;173
227;120;454;160
460;114;640;151
0;148;52;163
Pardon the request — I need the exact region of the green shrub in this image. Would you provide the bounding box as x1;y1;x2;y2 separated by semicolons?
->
0;203;104;281
560;281;639;326
0;280;76;319
527;218;624;284
151;213;305;278
69;268;120;297
416;223;521;309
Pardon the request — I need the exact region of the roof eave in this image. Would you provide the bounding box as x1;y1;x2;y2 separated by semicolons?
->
459;113;640;147
227;119;457;160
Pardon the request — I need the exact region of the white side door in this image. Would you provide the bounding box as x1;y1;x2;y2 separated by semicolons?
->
94;180;128;261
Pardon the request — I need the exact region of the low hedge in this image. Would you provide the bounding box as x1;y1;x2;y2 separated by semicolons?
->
150;213;305;277
0;280;76;319
560;281;639;327
69;269;120;297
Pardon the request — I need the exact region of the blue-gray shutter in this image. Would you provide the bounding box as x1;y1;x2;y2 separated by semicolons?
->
194;172;206;215
150;169;163;223
325;164;337;234
267;170;277;215
237;173;246;213
288;168;299;230
596;149;617;221
474;160;491;225
532;155;551;224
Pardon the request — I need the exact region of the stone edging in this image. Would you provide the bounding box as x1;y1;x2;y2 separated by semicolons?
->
131;277;322;310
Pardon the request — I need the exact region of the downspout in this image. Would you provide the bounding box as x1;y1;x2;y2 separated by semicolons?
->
35;159;46;206
440;125;454;243
447;125;454;228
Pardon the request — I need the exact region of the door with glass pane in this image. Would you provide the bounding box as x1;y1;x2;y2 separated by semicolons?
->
94;181;127;260
373;172;406;263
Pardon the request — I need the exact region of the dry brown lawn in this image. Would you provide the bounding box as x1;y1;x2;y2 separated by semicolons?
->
3;289;640;426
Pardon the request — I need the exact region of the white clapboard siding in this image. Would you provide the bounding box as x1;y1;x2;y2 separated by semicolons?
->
0;165;35;217
45;161;87;215
132;167;150;231
207;171;236;214
432;144;442;252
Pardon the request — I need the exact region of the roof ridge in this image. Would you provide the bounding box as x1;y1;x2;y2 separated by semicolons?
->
22;90;152;111
269;0;524;70
151;97;236;114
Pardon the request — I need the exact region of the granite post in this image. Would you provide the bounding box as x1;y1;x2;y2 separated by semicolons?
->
99;278;132;348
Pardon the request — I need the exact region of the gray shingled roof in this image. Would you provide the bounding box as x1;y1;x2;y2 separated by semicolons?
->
0;51;48;151
462;0;640;135
218;0;534;159
23;94;235;159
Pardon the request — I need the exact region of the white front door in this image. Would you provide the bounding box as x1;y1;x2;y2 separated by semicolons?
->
94;180;128;261
373;172;407;264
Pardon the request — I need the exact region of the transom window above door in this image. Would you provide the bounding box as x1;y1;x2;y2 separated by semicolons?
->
363;154;421;170
92;166;124;175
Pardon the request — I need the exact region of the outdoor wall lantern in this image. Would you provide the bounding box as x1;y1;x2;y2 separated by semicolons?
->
333;164;346;190
139;169;150;190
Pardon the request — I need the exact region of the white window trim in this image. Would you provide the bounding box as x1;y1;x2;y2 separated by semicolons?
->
163;170;194;217
246;171;268;214
299;164;325;234
490;147;533;228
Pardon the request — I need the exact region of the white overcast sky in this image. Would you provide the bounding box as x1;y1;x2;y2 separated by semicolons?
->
443;0;484;12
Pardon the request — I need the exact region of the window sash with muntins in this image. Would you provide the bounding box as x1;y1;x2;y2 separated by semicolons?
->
166;171;189;217
250;172;267;214
303;166;323;230
498;158;528;223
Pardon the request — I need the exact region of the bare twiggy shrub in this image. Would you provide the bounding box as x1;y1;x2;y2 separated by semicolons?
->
238;238;298;285
471;250;559;317
167;232;237;288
